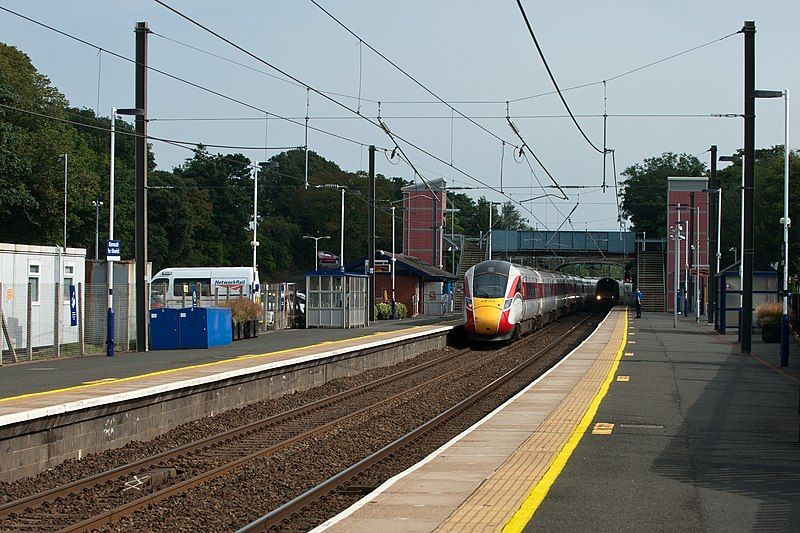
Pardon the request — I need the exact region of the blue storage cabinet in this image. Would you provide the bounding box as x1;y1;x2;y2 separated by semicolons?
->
150;308;180;350
178;307;232;349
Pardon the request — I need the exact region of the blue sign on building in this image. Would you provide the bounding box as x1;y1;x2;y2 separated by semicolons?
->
69;285;77;326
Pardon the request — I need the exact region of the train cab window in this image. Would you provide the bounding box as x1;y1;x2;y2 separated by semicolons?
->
472;261;510;298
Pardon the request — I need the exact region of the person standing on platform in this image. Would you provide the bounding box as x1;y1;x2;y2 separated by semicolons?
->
635;287;643;318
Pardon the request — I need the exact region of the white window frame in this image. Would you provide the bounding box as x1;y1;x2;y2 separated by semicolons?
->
62;262;75;303
28;261;41;305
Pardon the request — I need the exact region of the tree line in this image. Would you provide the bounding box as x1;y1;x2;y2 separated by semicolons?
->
620;149;799;274
0;43;531;280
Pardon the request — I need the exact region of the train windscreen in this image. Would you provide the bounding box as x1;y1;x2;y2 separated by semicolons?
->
472;261;510;298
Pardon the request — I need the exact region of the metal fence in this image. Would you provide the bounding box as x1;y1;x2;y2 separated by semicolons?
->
0;282;135;365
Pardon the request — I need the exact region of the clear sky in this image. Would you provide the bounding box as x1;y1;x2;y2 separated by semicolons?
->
0;1;797;231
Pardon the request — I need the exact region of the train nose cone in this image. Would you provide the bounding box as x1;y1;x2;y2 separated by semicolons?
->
473;304;502;334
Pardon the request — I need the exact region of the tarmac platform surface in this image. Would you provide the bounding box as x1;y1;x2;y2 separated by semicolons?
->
0;314;459;400
316;308;800;532
528;311;800;532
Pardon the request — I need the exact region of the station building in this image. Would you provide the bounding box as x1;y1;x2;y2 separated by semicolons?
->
345;251;456;316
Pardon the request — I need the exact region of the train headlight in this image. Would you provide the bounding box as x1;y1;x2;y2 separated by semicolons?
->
596;295;602;300
465;297;473;310
503;298;513;310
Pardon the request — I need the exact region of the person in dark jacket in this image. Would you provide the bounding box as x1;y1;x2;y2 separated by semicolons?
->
635;288;643;318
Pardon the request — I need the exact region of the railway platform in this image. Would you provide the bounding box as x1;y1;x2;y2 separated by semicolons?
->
0;314;458;480
316;307;800;532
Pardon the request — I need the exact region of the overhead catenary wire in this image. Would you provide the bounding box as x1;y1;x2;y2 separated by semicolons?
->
153;0;552;231
151;30;380;104
514;0;607;155
0;5;377;149
306;0;522;151
0;102;299;152
377;30;740;105
147;112;743;121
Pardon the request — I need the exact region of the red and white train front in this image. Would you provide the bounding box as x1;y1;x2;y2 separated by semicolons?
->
463;260;524;340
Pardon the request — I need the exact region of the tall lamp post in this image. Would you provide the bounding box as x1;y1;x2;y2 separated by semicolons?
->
252;161;279;278
488;201;501;259
59;154;68;249
754;89;790;365
107;106;143;357
317;184;360;270
92;200;103;260
303;235;330;270
671;223;685;328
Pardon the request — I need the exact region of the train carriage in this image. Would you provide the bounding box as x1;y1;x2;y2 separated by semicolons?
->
463;260;594;341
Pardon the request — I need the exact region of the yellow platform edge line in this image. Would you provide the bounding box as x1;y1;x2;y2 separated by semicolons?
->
0;325;429;404
501;308;628;533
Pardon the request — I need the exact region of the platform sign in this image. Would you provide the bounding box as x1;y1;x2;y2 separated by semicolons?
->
69;285;77;326
106;240;121;262
374;260;391;273
279;283;286;312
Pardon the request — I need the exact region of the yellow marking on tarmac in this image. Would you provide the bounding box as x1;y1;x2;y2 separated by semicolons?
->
616;375;630;382
502;309;628;533
624;352;634;357
81;378;119;385
0;325;433;404
591;422;615;435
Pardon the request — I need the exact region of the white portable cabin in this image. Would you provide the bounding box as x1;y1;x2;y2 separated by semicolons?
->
150;267;261;308
0;243;86;353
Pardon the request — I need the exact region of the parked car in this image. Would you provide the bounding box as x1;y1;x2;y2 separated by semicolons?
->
317;251;339;264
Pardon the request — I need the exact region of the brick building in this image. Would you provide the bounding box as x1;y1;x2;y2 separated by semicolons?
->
666;177;709;312
345;251;456;316
402;178;446;269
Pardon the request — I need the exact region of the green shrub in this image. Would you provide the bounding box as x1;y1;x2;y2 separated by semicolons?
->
376;302;392;319
395;302;408;319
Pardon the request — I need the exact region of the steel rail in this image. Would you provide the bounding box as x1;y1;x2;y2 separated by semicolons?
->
0;333;466;519
238;313;597;531
58;325;560;533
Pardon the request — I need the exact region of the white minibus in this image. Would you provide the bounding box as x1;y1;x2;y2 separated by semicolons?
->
150;267;260;308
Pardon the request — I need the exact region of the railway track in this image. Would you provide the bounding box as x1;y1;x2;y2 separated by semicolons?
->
0;312;598;532
239;312;597;532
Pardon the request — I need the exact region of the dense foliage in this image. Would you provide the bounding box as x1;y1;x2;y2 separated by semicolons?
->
0;42;532;280
620;150;800;274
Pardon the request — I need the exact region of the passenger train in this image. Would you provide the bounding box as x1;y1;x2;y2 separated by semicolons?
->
463;260;596;341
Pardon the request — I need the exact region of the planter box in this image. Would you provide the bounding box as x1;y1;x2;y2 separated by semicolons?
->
761;325;781;343
232;319;260;340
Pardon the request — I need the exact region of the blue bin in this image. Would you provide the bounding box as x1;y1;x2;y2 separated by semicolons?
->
178;307;232;349
150;308;180;350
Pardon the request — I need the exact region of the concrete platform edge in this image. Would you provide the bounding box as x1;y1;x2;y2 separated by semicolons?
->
311;311;616;533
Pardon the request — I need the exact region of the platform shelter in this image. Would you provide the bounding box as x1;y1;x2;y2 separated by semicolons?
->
305;270;369;328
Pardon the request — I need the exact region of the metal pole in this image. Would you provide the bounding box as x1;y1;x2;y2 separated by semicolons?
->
107;106;116;357
689;192;695;316
63;153;68;249
684;220;689;317
741;20;756;354
340;187;345;270
252;165;258;273
673;225;681;328
304;89;309;190
391;205;396;319
780;89;790;366
488;203;493;259
368;145;376;322
134;21;149;352
94;200;101;260
315;239;319;271
708;145;718;324
695;202;700;322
